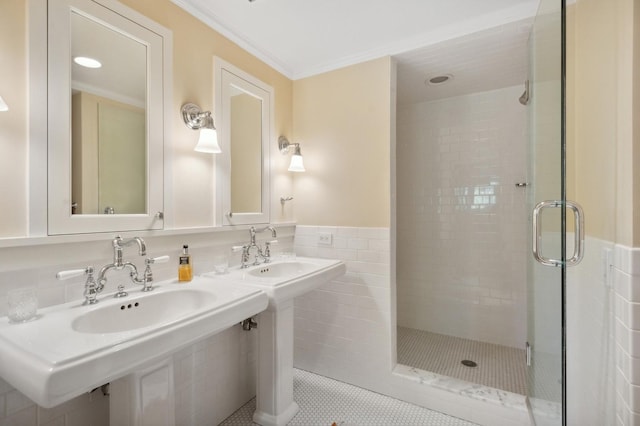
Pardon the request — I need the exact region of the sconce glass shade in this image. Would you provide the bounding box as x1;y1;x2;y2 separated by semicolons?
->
288;145;305;172
194;127;220;153
288;155;305;172
0;95;8;112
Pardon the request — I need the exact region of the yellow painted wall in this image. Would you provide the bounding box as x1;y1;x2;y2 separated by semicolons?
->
568;0;640;246
292;57;392;227
0;0;27;237
568;0;618;243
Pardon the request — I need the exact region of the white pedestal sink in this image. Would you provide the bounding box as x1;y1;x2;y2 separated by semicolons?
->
209;257;346;426
0;276;268;425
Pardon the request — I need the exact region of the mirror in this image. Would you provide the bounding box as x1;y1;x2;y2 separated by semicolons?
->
230;88;262;213
70;11;147;215
215;58;273;226
47;0;170;234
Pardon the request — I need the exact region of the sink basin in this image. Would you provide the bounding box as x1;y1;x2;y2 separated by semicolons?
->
247;261;317;278
72;289;217;333
211;257;346;309
0;276;268;408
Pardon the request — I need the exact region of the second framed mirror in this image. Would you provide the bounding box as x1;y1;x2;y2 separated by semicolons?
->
214;58;273;226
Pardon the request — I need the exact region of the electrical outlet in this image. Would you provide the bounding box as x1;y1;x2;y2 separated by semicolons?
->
318;233;333;246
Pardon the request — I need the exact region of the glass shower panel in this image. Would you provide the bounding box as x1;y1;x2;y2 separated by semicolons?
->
526;0;565;424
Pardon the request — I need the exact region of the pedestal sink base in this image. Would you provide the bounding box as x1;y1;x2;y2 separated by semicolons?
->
253;300;299;426
253;401;300;426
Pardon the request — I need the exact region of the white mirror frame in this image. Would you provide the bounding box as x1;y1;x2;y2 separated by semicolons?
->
214;57;273;226
43;0;172;235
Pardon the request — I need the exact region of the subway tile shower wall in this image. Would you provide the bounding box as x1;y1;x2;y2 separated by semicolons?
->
395;85;528;349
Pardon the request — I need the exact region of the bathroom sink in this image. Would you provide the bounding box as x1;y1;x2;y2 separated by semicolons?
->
205;256;345;426
246;261;318;278
210;256;346;309
0;276;268;408
72;289;217;334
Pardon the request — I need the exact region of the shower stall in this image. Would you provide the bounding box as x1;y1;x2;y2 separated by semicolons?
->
395;19;532;394
395;83;529;394
394;0;569;423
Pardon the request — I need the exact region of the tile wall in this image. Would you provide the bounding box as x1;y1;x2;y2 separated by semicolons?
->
0;226;294;425
395;85;528;348
612;243;640;425
293;225;530;426
293;225;392;386
566;236;616;425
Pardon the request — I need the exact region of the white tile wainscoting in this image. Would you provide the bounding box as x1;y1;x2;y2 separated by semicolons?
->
567;239;640;425
612;243;640;425
566;236;616;425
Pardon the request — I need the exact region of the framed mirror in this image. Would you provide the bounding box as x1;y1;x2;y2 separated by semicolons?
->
47;0;170;235
214;58;273;226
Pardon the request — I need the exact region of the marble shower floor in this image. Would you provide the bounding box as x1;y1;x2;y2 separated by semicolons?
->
397;326;527;395
220;368;477;426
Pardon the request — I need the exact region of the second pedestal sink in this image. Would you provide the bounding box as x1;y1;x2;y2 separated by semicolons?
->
207;256;346;426
230;257;346;310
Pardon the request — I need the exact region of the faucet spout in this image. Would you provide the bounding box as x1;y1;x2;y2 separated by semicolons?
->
116;236;147;256
255;226;277;238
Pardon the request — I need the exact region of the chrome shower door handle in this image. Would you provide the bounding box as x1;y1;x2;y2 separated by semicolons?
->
532;200;585;267
566;200;585;266
532;201;562;267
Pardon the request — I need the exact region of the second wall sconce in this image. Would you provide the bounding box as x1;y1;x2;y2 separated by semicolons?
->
278;136;305;172
181;103;221;153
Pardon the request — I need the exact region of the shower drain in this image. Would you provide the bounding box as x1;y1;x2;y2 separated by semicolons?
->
461;360;477;368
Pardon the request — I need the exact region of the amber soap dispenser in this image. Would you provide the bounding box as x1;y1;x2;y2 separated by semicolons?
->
178;244;192;282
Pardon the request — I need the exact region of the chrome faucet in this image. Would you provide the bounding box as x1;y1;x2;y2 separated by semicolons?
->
233;226;278;268
56;237;169;304
97;236;146;288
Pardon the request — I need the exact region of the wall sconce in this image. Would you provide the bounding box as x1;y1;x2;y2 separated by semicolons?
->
278;136;305;172
0;95;8;112
181;103;221;153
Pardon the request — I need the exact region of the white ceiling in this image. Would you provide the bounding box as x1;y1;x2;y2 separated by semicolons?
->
395;18;533;105
172;0;540;83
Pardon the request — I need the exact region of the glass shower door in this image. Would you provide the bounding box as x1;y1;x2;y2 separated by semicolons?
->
526;1;582;425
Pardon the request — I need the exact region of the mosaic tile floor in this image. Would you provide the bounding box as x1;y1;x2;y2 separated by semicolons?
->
397;327;527;395
220;369;477;426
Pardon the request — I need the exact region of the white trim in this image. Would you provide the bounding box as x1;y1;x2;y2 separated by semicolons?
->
214;57;273;227
28;0;48;236
47;0;172;235
171;1;537;80
170;0;292;78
